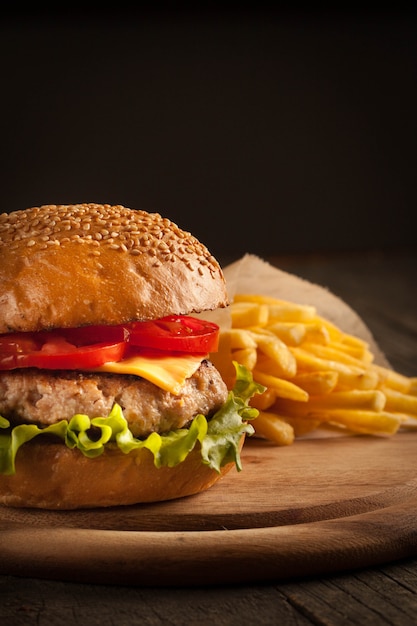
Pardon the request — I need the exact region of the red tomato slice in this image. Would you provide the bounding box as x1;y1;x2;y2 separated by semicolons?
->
0;333;40;355
0;316;219;371
126;316;220;353
0;332;126;371
60;325;129;345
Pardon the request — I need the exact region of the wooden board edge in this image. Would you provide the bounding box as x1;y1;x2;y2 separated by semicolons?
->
2;493;417;586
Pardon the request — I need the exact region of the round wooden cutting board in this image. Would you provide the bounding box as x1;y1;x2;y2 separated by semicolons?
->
1;432;417;586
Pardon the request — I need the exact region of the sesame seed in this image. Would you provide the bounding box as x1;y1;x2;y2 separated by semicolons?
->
0;204;221;278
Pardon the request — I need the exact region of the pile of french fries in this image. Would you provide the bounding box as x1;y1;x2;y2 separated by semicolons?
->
210;294;417;445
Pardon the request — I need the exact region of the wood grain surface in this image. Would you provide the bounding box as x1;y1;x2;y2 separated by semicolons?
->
1;250;416;625
1;432;417;586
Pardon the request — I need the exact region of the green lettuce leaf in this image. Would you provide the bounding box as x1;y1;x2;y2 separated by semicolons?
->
0;363;265;476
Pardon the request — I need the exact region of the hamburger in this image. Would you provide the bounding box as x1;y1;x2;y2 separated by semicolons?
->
0;203;261;509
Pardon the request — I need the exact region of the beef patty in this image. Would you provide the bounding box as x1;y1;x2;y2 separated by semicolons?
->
0;360;228;437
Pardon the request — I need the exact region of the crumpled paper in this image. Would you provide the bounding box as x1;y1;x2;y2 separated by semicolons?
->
204;253;389;367
204;254;390;440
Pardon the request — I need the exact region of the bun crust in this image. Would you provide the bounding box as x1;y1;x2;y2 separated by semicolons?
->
0;438;241;509
0;204;228;333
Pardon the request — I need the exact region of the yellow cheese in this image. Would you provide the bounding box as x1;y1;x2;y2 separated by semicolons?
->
92;352;205;395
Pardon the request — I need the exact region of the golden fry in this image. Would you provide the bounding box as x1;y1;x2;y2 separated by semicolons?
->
409;378;417;396
327;340;374;364
300;342;370;368
283;416;322;437
232;347;257;371
399;414;417;429
209;334;236;386
340;332;371;350
267;322;330;346
250;387;277;410
233;293;283;306
230;302;269;328
302;323;331;345
306;390;386;412
265;322;307;346
290;347;379;390
252;369;309;402
211;292;417;446
307;409;402;436
291;371;339;395
226;328;258;350
252;411;295;446
233;294;317;322
383;388;417;416
273;390;387;418
250;330;297;377
310;317;345;342
373;364;413;393
267;303;317;323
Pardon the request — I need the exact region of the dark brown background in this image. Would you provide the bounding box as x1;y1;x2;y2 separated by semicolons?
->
1;6;416;259
2;9;417;621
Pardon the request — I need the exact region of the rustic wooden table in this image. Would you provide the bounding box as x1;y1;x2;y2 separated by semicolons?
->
1;249;416;626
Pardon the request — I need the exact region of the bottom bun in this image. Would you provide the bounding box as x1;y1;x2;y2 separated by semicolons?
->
0;438;243;510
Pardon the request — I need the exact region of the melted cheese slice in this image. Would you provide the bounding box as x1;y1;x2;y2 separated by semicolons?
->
92;353;205;395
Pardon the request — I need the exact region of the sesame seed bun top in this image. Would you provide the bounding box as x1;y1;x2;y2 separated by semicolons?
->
0;204;228;333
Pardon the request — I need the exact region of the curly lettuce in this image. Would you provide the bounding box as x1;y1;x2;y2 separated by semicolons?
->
0;363;264;476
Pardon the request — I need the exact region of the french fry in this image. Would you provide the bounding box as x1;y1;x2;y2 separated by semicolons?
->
283;416;322;437
272;390;387;418
310;316;345;342
265;322;307;346
252;411;295;446
327;339;374;364
340;332;371;351
267;322;330;346
290;347;379;390
226;328;257;350
399;414;417;429
230;302;269;328
209;333;236;387
306;390;387;412
291;371;339;395
250;387;277;411
233;294;317;322
252;370;309;402
232;347;258;371
409;379;417;396
373;364;413;393
300;342;371;368
209;291;417;446
383;388;417;415
307;409;402;436
250;330;296;377
267;302;317;323
302;323;331;345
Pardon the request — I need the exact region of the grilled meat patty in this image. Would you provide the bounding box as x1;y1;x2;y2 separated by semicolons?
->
0;360;228;438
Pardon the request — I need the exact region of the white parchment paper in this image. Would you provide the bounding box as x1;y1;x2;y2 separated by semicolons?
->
204;254;389;367
204;255;391;440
